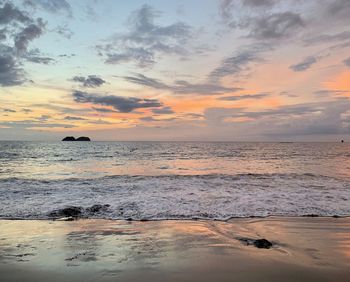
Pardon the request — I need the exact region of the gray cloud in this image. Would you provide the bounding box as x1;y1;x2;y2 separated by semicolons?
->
304;30;350;46
25;0;72;16
204;100;350;137
0;2;31;24
344;57;350;67
219;1;303;40
0;120;76;129
14;19;45;54
314;90;349;97
22;108;32;113
96;4;192;68
219;0;279;24
152;106;174;114
324;0;350;20
0;54;25;86
248;12;304;40
2;108;16;113
24;49;55;64
72;90;163;113
209;43;271;82
0;2;46;86
123;73;241;95
243;0;277;7
92;107;117;113
64;116;87;121
72;75;106;88
53;25;74;39
140;116;177;122
290;56;318;72
217;93;269;101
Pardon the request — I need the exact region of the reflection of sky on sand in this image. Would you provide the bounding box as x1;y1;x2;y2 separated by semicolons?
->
1;218;350;280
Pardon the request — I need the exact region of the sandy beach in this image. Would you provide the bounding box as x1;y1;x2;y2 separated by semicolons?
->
0;217;349;282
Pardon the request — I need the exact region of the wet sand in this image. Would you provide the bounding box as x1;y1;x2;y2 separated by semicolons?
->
0;217;349;282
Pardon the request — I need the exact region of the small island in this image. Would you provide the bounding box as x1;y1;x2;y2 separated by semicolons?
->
62;136;91;142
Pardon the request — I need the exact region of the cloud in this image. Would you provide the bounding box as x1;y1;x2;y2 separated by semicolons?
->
72;75;106;88
0;2;46;86
0;120;76;129
289;56;319;72
217;93;269;101
219;2;303;40
2;108;16;113
344;57;350;67
140;116;177;122
14;19;45;54
92;107;117;113
209;43;270;81
152;107;174;114
243;0;277;7
53;25;74;39
0;53;26;86
324;0;350;20
24;49;55;64
24;0;72;16
96;4;192;68
219;0;279;24
0;2;31;24
248;12;304;40
303;30;350;46
123;73;241;95
314;90;349;97
72;90;163;113
203;101;350;138
64;116;87;121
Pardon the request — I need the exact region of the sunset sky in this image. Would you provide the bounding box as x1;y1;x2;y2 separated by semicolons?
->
1;0;350;141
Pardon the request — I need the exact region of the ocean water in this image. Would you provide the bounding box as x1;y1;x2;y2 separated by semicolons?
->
0;141;349;220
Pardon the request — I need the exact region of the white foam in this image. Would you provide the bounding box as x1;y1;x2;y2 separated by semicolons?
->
0;173;349;220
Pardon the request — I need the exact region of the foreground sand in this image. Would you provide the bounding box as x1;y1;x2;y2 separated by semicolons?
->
0;217;349;282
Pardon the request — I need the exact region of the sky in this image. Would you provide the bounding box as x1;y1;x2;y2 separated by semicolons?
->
0;0;350;141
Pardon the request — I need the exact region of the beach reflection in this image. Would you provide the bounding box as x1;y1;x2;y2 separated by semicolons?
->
1;218;350;280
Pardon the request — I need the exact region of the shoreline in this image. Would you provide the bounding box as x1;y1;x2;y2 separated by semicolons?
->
1;214;349;222
1;217;349;281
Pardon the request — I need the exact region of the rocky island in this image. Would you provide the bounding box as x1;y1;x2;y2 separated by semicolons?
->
62;136;91;141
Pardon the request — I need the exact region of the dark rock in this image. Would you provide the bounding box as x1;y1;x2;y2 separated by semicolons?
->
49;206;83;218
62;136;76;141
333;215;341;218
302;214;319;217
76;136;91;141
253;239;273;249
237;237;273;249
86;204;110;213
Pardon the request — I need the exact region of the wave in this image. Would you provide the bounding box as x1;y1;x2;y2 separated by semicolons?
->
0;173;349;220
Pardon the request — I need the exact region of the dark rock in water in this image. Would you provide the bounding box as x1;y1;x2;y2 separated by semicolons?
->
333;215;341;218
302;214;319;217
49;206;83;218
76;136;91;141
62;136;76;141
86;204;110;213
61;136;91;141
237;237;273;249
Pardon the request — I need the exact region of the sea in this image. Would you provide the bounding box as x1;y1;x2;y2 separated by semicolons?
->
0;141;349;220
